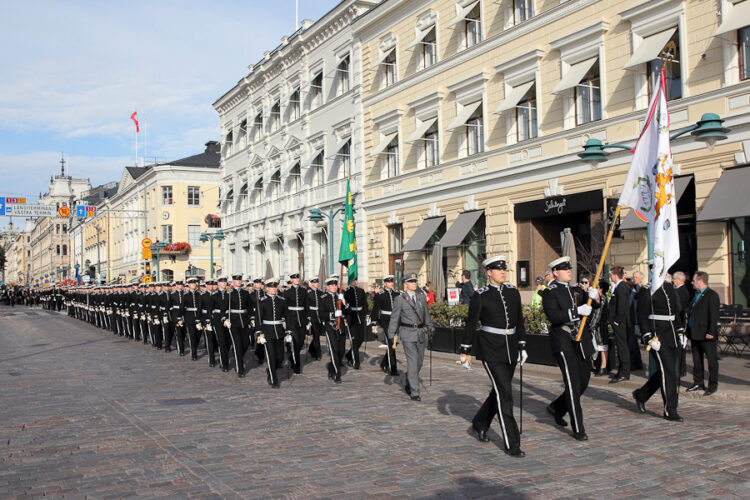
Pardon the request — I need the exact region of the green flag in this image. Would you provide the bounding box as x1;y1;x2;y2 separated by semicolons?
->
338;180;357;284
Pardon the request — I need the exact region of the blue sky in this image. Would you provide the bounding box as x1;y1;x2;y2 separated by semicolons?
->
0;0;340;229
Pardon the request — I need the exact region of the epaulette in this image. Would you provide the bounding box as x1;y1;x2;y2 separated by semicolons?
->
260;295;268;301
504;283;516;289
476;287;487;294
377;290;385;295
547;282;558;289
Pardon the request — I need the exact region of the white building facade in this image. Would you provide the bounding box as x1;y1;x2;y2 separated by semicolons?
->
214;0;377;282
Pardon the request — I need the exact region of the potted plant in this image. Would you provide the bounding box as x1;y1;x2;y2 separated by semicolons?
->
428;301;468;353
523;305;556;366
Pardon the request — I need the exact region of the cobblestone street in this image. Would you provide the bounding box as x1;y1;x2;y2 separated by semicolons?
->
1;307;749;499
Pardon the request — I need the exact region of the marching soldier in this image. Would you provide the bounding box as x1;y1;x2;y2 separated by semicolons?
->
211;277;231;371
633;273;686;421
344;279;369;370
255;277;291;388
373;275;400;375
307;278;324;360
160;282;173;351
183;278;202;361
149;283;164;349
319;276;347;384
541;256;599;442
387;273;434;402
227;274;252;377
201;280;218;366
249;278;266;363
169;281;187;356
462;256;527;457
139;284;151;344
282;273;308;374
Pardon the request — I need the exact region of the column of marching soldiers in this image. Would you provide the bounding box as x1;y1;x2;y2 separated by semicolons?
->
58;273;393;389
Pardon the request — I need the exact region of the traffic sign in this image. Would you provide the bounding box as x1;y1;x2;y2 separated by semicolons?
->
58;206;71;218
4;197;26;204
0;198;4;216
142;275;152;284
4;204;56;217
142;238;152;249
142;248;152;260
76;204;86;217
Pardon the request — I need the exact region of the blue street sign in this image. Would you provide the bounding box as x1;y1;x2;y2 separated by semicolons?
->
76;205;86;217
0;197;5;215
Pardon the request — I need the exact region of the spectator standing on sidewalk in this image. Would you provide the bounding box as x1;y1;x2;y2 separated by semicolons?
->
531;276;546;308
686;271;720;396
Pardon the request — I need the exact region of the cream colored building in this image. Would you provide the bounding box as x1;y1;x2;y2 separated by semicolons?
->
101;142;224;283
354;0;750;304
0;220;34;285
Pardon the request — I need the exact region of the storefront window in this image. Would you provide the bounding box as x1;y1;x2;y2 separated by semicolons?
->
458;216;487;288
730;217;750;307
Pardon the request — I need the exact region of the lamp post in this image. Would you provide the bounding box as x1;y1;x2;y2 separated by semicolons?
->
94;224;102;283
199;230;225;279
578;112;731;274
308;203;355;275
153;240;166;281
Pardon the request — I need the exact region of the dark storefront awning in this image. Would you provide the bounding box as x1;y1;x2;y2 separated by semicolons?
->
402;216;446;252
620;175;693;230
698;165;750;221
439;210;484;248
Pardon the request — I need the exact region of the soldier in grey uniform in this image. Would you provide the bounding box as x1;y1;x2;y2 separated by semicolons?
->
387;272;434;401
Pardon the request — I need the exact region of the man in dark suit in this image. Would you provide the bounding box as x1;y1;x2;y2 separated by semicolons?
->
608;266;631;382
686;271;720;396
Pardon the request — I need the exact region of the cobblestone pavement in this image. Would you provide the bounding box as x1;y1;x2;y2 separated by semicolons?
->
1;307;749;499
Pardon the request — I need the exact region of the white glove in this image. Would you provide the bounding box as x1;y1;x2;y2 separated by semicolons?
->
679;333;687;349
284;334;293;343
206;324;213;331
334;310;342;318
588;288;599;301
196;322;203;331
577;304;592;316
518;349;528;366
365;315;371;326
258;334;267;344
224;319;231;328
154;318;160;325
163;316;169;323
338;293;344;301
648;338;661;351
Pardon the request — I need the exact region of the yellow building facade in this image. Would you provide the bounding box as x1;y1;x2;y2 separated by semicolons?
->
355;0;750;303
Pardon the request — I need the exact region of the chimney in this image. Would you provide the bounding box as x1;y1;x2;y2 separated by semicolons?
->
205;141;221;155
301;19;313;30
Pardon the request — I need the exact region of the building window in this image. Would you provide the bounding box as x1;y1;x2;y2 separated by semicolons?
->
62;224;67;233
162;269;174;282
575;64;602;125
290;163;301;192
466;108;484;156
514;0;534;24
253;180;263;206
187;186;200;206
289;88;300;121
464;4;482;49
188;225;201;246
423;123;439;168
62;245;67;256
384;50;397;87
239;119;248;148
421;28;437;70
516;86;538;141
739;26;750;81
56;245;61;255
339;141;351;179
647;30;682;101
386;137;399;178
270;101;281;132
270;170;281;199
161;224;173;243
336;56;350;95
162;186;173;206
56;224;60;234
224;131;233;157
311;151;324;186
253;114;263;141
389;224;403;254
310;72;323;108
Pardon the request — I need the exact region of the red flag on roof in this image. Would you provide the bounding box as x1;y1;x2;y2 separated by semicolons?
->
131;111;139;133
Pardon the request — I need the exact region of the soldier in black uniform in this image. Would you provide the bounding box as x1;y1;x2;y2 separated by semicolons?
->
210;277;231;371
183;278;202;360
373;275;399;375
201;280;218;366
248;278;266;363
227;274;252;377
542;256;599;441
462;256;527;457
319;276;348;384
307;278;324;360
169;281;187;355
633;275;686;421
255;277;291;388
139;284;151;344
344;279;369;369
282;273;307;373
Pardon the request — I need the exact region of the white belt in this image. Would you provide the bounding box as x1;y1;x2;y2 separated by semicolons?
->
351;307;363;311
185;307;198;312
171;306;182;309
380;310;392;315
230;309;247;313
263;320;283;325
481;325;516;336
649;314;675;321
288;306;304;311
212;309;223;313
309;306;318;310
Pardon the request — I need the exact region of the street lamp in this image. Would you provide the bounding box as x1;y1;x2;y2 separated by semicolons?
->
153;240;166;280
199;229;225;279
94;224;102;283
308;204;353;275
578;113;731;167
